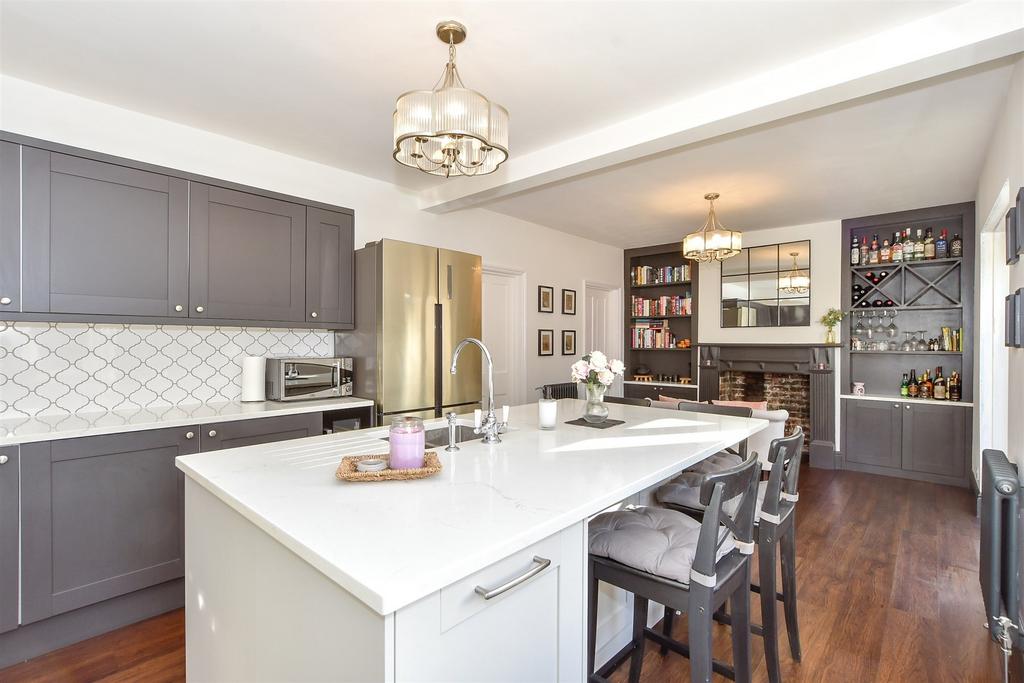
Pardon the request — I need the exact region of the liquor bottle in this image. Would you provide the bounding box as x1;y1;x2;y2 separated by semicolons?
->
871;299;883;307
907;370;919;398
924;228;936;259
903;229;915;261
869;234;880;264
900;373;910;397
914;229;926;260
892;232;904;262
885;299;895;307
860;237;869;265
858;300;871;308
851;235;861;266
919;370;932;400
936;229;948;259
933;366;946;400
950;233;963;258
880;239;891;263
878;270;889;281
949;372;961;401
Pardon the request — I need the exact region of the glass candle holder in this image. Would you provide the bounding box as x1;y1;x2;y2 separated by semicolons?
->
389;416;425;470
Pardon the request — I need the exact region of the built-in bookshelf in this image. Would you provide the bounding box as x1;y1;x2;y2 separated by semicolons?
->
622;243;700;401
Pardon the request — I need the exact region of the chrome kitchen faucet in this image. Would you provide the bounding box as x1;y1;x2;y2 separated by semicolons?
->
450;337;506;444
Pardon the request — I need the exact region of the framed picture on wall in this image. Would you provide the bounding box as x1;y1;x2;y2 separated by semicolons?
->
1016;186;1024;258
1015;289;1024;349
1007;206;1019;266
561;330;576;355
1006;293;1017;347
538;329;554;356
538;286;554;313
562;289;577;315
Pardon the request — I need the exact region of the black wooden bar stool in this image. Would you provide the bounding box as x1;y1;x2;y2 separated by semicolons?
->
587;453;761;683
657;428;805;683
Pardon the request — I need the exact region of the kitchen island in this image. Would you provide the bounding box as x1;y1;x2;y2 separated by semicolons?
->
175;399;765;682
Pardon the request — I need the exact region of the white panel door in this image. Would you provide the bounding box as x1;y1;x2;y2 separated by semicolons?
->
482;269;524;408
585;287;610;355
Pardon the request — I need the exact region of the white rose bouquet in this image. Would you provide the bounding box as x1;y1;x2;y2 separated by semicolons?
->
570;351;625;387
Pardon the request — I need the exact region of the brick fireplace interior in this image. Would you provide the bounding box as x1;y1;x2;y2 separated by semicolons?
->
719;371;811;453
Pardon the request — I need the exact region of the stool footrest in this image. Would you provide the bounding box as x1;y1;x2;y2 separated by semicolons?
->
712;610;766;637
643;626;737;681
749;582;786;601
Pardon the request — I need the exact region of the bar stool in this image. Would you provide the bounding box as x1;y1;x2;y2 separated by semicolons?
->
657;428;805;683
587;453;761;683
604;396;653;407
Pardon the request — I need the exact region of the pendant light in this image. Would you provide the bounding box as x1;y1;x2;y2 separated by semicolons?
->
393;21;509;178
682;193;743;262
780;251;810;294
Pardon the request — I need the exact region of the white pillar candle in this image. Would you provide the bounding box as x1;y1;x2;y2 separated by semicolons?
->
538;399;558;430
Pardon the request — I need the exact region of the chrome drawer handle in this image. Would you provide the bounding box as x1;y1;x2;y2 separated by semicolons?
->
474;556;551;600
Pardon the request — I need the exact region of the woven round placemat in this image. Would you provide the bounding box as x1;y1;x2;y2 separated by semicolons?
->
335;452;442;482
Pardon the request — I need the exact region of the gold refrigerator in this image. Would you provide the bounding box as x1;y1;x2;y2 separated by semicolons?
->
338;239;482;421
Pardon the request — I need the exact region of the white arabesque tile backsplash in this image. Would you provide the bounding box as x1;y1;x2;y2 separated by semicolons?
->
0;322;333;418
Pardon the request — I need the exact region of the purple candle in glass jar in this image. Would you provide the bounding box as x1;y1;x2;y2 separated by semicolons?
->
389;416;425;469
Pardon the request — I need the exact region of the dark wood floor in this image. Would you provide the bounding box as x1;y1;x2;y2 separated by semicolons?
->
0;467;1004;682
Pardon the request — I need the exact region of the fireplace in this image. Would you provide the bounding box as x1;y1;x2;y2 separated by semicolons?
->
697;343;837;469
719;371;811;453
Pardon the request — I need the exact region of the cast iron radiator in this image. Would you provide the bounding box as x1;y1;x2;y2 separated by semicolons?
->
981;448;1022;665
539;382;579;400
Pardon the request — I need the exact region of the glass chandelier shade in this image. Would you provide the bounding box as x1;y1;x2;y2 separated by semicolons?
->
682;193;743;262
393;23;509;178
780;251;810;294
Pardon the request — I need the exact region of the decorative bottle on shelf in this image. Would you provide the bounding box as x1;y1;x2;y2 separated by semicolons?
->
924;228;936;260
919;370;932;400
907;370;919;398
891;232;904;262
903;229;915;261
860;237;869;266
914;229;926;261
936;229;949;259
949;372;961;401
880;239;891;263
950;233;963;258
851;235;861;265
933;367;946;401
869;234;880;264
900;373;910;397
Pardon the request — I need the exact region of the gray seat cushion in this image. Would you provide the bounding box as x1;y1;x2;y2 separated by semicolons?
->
657;475;772;520
588;506;735;584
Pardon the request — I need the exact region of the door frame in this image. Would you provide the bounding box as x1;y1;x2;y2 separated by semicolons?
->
482;265;527;407
583;281;624;397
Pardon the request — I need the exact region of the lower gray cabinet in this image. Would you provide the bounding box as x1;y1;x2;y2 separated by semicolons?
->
200;413;322;452
19;428;199;624
901;402;967;479
844;400;902;469
624;383;699;402
0;446;19;634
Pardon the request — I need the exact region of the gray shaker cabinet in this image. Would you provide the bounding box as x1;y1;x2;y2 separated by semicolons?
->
199;413;323;452
843;399;901;469
0;143;20;313
306;207;354;327
19;428;199;624
901;402;967;479
0;446;19;634
20;148;190;317
189;183;306;323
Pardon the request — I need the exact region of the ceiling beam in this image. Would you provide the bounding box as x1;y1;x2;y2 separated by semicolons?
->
418;1;1024;214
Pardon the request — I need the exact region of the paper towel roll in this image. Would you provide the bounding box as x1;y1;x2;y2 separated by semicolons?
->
240;356;266;402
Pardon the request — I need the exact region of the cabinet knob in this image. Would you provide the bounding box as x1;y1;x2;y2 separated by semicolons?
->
893;404;900;408
195;306;204;313
174;304;183;312
185;431;195;440
208;429;217;438
0;297;10;305
906;405;911;410
0;455;8;465
311;311;318;318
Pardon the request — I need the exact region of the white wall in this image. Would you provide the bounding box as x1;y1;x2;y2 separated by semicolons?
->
0;76;622;397
974;56;1024;474
696;220;842;344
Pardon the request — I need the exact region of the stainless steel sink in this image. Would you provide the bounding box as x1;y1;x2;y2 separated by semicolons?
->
381;425;479;449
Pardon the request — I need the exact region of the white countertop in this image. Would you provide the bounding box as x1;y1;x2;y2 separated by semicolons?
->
175;399;766;615
0;396;375;446
840;393;974;407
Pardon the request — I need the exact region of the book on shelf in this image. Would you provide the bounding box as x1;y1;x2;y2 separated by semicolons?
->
631;320;676;349
631;295;692;317
630;263;691;286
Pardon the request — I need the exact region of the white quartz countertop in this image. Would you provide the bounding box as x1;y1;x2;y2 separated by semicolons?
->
0;396;375;446
175;399;766;615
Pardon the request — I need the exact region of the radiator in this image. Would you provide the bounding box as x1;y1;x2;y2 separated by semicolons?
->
540;382;580;400
981;449;1021;648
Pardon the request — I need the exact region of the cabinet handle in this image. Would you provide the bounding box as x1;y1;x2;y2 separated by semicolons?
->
208;429;217;438
0;455;8;465
185;431;195;440
0;297;10;305
906;405;911;410
195;306;204;313
311;311;318;318
474;556;551;600
174;304;183;312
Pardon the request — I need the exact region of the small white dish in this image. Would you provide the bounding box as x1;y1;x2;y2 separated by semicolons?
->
356;458;388;473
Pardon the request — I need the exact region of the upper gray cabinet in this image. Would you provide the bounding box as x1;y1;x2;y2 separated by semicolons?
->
189;184;306;323
0;143;20;314
306;207;354;327
21;149;190;317
0;446;18;634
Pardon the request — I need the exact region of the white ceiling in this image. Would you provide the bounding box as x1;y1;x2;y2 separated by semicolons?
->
0;0;962;193
480;60;1016;246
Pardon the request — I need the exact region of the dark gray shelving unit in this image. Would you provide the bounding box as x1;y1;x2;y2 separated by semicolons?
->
840;202;974;487
622;242;700;401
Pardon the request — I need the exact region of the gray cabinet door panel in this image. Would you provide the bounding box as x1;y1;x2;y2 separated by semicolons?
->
901;403;967;478
20;428;199;623
21;150;189;317
843;400;901;468
189;184;306;322
0;446;18;634
0;143;20;313
200;413;322;452
305;207;354;326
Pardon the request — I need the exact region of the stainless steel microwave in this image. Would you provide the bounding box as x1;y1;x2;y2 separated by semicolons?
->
265;357;352;401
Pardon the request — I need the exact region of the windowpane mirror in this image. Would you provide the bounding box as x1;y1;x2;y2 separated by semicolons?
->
721;239;811;327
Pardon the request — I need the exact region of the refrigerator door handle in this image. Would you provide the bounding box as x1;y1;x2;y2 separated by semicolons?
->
447;264;454;301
